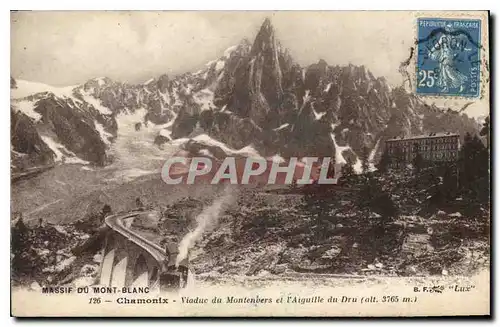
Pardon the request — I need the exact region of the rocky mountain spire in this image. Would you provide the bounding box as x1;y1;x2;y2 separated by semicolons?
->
214;18;288;128
11;17;481;171
250;18;284;115
250;18;276;55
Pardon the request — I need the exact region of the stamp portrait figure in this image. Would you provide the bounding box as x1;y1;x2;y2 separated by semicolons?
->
428;24;469;93
417;18;481;97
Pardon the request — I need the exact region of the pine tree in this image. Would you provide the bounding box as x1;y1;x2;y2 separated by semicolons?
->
412;142;424;173
340;161;355;185
377;148;391;173
326;155;337;178
99;204;112;224
373;192;398;221
360;145;370;174
458;133;489;206
11;215;32;277
303;179;334;240
357;173;397;220
392;145;405;169
355;175;399;259
441;163;458;201
480;115;490;149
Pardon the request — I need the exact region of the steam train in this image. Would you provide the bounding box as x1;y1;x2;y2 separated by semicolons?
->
159;242;190;291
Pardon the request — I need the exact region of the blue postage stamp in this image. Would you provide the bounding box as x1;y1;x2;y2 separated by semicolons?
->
416;18;481;97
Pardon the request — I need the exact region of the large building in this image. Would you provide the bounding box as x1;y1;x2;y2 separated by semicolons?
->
385;132;460;168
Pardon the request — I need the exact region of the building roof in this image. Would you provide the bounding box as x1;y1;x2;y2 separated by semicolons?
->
386;132;459;142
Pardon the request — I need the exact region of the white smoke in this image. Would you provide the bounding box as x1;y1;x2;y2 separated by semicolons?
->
175;185;236;267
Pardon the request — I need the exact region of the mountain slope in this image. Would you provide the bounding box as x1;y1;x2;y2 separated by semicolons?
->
11;18;481;174
167;19;481;168
11;80;117;169
9;39;245;172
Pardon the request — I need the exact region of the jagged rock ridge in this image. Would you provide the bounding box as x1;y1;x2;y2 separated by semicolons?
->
168;19;480;167
10;18;480;172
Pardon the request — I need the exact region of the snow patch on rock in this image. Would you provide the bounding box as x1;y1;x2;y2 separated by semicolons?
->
14;100;42;121
223;45;238;58
273;123;289;131
11;79;77;100
329;133;349;165
324;82;332;93
312;109;326;120
215;60;225;71
352;157;363;174
159;129;172;138
40;135;89;164
193;89;214;111
269;154;286;163
187;134;264;159
80;92;112;115
42;256;76;273
94;122;113;146
368;138;381;171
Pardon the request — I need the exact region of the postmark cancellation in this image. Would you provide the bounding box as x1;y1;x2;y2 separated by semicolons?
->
416;18;482;98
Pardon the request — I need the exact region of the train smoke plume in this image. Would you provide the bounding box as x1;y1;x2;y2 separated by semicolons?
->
175;185;236;267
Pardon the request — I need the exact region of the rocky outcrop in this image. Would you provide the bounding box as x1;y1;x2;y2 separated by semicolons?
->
167;18;480;165
75;77;175;123
10;55;225;170
11;108;55;171
11;18;481;172
33;95;110;165
11;217;101;287
213;19;289;129
199;111;264;151
153;134;172;147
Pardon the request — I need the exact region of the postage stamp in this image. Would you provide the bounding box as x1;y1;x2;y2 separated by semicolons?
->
10;11;490;318
416;18;481;97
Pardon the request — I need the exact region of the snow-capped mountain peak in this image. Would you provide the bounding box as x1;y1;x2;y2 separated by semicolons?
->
10;18;481;174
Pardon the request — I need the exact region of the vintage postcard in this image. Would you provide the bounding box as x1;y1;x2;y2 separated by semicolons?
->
10;11;490;317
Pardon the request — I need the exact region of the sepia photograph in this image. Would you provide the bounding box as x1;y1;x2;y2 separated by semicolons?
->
10;10;490;317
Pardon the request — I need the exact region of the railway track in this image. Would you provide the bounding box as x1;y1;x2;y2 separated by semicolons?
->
105;210;168;263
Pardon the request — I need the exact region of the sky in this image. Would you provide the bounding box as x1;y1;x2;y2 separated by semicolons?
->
11;11;489;117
